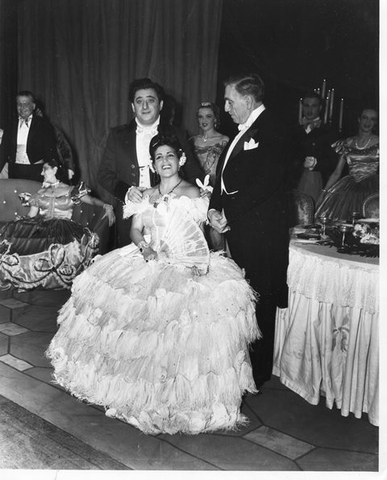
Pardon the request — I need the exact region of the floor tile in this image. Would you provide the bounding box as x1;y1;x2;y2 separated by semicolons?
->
0;394;129;470
163;433;299;470
0;322;29;336
244;382;378;454
0;298;30;322
0;289;12;302
216;400;263;437
0;353;33;371
12;305;59;332
0;363;218;470
0;332;9;355
25;366;56;385
13;289;71;307
245;425;315;460
0;305;11;322
10;331;54;368
298;447;378;471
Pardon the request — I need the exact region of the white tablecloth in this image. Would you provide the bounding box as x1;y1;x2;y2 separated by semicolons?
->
273;241;379;426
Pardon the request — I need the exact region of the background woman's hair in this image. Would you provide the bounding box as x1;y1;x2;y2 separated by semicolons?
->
198;102;221;129
45;158;69;184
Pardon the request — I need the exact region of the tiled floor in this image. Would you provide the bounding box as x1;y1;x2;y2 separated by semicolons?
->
0;288;380;475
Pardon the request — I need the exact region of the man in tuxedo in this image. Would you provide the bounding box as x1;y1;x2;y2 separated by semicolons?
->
288;92;338;199
208;73;290;390
98;78;203;247
0;91;58;182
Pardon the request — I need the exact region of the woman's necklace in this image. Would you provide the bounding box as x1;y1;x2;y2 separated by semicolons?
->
355;136;372;150
158;179;183;197
43;180;60;189
202;133;219;143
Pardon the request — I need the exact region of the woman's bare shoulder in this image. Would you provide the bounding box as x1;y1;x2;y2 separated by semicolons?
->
180;182;200;199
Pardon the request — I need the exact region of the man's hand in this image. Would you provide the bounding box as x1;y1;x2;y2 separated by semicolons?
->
304;156;317;170
126;186;143;203
208;209;230;233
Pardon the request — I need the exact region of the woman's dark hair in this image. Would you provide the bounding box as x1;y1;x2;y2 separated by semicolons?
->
198;102;221;129
44;158;69;184
149;133;183;161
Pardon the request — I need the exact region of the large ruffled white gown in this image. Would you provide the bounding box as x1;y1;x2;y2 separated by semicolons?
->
47;194;259;435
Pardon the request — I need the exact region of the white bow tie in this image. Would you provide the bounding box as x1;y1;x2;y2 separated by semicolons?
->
238;122;250;132
136;125;158;136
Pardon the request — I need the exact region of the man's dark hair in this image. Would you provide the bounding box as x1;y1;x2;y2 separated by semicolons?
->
302;91;322;105
224;73;265;102
16;90;36;102
128;78;165;103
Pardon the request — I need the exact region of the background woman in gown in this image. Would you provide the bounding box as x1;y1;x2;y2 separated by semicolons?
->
0;159;115;290
189;102;229;250
47;133;259;435
315;108;379;221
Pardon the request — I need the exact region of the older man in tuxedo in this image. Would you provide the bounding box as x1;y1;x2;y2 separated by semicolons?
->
0;91;58;182
98;78;203;247
208;73;290;390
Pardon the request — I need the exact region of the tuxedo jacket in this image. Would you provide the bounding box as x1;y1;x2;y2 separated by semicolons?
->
0;114;58;182
97;118;204;247
209;109;290;306
98;118;204;203
289;123;339;187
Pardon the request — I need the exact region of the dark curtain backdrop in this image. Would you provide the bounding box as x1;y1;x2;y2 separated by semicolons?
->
217;0;379;138
17;0;223;195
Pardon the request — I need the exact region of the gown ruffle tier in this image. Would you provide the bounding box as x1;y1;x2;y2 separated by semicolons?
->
0;185;99;290
47;194;260;435
316;140;379;221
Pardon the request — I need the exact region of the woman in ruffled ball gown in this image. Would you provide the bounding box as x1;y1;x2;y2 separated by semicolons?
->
189;102;229;250
315;108;379;221
0;159;115;290
47;134;259;435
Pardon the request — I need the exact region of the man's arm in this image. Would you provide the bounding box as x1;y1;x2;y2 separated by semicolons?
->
97;129;131;202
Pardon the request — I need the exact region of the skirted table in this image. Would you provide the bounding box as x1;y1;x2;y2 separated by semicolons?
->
273;240;379;426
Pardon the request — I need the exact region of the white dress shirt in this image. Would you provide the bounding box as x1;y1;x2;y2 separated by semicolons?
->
135;118;160;188
16;115;33;165
221;104;265;194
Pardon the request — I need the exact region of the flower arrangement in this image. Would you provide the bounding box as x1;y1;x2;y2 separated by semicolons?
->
352;222;379;245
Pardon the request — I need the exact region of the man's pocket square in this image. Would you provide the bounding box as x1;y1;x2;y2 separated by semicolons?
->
243;138;259;150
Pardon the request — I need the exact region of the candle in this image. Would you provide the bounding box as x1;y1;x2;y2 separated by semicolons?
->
298;98;303;124
324;91;330;124
321;79;327;100
316;87;321;95
329;88;335;121
339;98;344;131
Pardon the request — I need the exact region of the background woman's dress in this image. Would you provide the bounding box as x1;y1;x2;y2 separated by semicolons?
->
47;195;259;435
0;185;99;290
192;141;228;250
192;141;228;186
315;139;379;221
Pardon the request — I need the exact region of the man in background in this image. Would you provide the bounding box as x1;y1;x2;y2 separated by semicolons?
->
0;91;58;182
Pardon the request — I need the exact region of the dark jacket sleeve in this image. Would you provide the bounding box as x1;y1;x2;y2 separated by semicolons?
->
97;128;132;203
